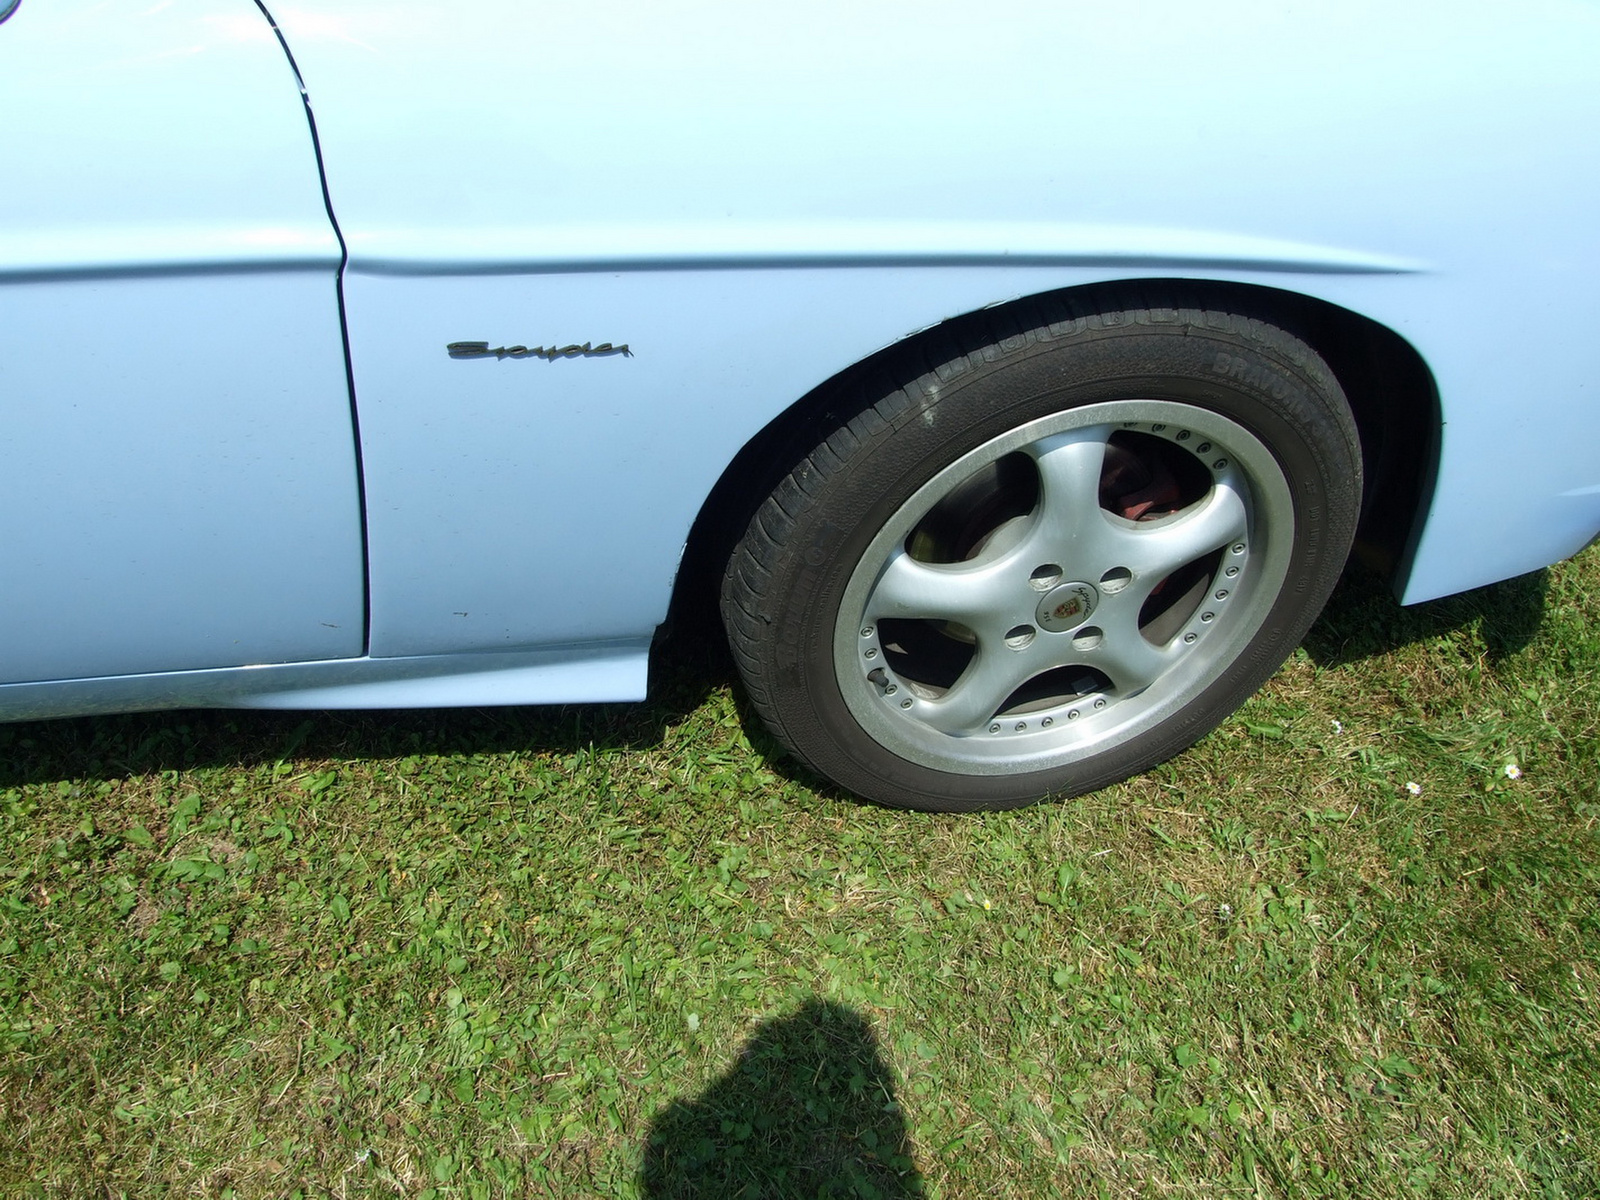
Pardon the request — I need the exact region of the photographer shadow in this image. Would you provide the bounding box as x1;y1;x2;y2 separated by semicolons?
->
641;999;924;1199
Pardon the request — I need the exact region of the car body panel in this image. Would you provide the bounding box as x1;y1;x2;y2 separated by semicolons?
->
0;1;339;275
269;0;1600;614
1;0;1597;720
350;264;1420;660
0;0;364;685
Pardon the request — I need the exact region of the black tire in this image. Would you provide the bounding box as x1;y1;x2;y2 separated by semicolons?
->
721;297;1360;811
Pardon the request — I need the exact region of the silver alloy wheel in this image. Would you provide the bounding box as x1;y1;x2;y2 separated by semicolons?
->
832;399;1294;775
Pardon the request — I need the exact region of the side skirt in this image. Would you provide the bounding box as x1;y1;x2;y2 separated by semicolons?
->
0;640;650;722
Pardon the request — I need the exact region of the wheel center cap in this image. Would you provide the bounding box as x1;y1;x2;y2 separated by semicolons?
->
1037;581;1098;632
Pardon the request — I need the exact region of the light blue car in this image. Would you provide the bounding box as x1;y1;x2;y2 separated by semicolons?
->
4;0;1597;810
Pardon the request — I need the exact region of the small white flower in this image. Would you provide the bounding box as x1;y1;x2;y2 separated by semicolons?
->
1405;781;1422;795
1504;763;1522;780
1331;719;1344;734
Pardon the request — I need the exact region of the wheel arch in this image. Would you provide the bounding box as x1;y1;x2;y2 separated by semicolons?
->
668;277;1439;638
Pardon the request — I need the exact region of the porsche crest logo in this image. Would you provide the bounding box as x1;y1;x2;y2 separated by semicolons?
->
1051;595;1087;622
1036;582;1098;633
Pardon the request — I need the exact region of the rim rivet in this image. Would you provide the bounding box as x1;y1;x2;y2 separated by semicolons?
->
1215;590;1229;600
989;723;1002;733
1068;710;1080;720
1226;566;1240;577
1152;423;1166;432
865;647;878;659
1042;716;1054;727
1197;442;1211;453
861;626;873;638
901;699;913;709
885;684;898;695
1177;430;1190;441
1015;722;1027;731
1184;632;1198;643
1232;543;1246;554
1094;698;1107;709
1214;459;1228;469
1201;612;1215;623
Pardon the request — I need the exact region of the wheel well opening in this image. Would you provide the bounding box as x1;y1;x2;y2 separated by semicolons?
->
667;278;1438;643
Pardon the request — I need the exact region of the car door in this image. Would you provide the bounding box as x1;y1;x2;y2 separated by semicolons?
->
0;0;363;684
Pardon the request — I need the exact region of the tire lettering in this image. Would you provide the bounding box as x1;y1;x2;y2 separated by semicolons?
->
1212;351;1290;398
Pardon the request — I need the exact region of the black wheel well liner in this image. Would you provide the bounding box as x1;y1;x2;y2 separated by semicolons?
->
668;277;1438;636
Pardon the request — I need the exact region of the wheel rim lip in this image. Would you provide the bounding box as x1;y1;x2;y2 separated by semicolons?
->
831;399;1296;776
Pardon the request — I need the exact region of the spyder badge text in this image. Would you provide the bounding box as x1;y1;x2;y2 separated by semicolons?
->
447;341;631;360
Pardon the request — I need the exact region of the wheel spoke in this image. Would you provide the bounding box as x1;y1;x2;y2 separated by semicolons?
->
918;642;1041;735
1026;428;1114;551
1109;483;1250;582
866;548;1016;627
1090;608;1181;694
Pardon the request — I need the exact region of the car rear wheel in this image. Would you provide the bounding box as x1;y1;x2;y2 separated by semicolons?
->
721;299;1361;811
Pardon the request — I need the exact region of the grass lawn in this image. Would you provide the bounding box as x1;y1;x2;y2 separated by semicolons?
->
2;551;1597;1198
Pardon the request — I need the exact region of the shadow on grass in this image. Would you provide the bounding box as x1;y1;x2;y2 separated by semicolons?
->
0;563;1552;792
1303;563;1549;670
0;623;739;790
641;999;923;1200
